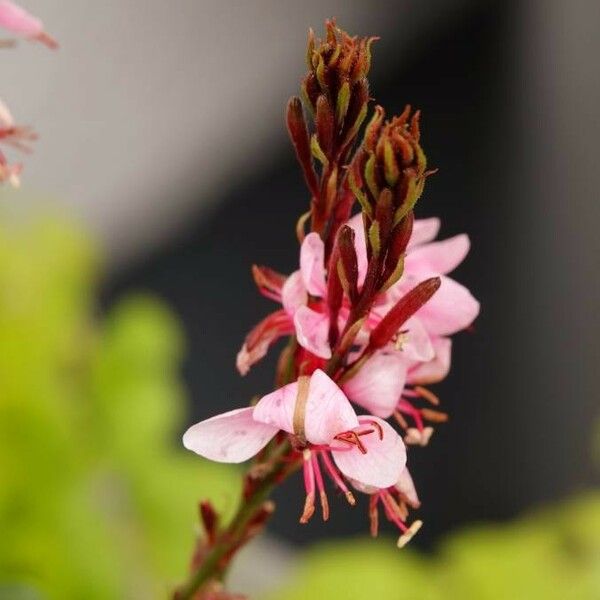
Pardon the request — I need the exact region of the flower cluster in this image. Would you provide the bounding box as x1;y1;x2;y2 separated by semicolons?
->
180;20;479;593
0;1;56;186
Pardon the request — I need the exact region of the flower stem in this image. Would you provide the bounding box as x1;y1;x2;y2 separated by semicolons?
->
174;447;298;599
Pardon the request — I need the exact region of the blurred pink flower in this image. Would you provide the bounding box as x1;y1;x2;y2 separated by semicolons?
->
0;0;57;48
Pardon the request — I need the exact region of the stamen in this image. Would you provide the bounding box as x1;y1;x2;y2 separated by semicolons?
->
393;410;409;430
414;385;439;406
398;399;424;430
369;495;379;537
420;407;448;423
397;520;422;548
300;449;315;524
320;451;356;505
379;491;408;532
359;418;384;440
312;454;330;521
334;430;368;454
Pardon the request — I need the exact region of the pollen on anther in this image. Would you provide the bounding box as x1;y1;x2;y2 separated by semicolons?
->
397;520;422;548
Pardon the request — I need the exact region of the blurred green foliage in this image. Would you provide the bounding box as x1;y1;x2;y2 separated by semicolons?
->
0;212;238;599
268;493;600;599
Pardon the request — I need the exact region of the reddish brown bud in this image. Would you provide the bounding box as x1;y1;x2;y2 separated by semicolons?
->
368;277;441;350
199;501;219;546
286;96;319;197
380;211;414;286
337;225;359;303
359;105;430;220
302;20;375;156
316;94;334;156
374;188;394;246
327;243;343;345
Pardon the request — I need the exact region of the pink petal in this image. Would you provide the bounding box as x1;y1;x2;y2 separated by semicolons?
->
183;407;278;463
236;309;294;375
346;213;368;287
395;468;420;508
294;305;331;358
332;417;406;488
0;98;14;128
405;234;470;276
0;1;42;36
281;270;307;315
416;275;480;335
342;352;408;418
400;316;434;362
408;337;452;385
300;232;326;296
303;369;359;445
254;369;358;444
253;381;297;434
408;217;440;248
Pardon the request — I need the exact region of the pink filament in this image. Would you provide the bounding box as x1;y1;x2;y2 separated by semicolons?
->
398;399;424;430
320;450;352;496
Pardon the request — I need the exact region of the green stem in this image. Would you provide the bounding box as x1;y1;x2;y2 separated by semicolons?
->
174;453;298;599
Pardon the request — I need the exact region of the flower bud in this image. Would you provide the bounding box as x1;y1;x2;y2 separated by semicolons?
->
301;19;376;160
355;105;430;222
368;277;441;351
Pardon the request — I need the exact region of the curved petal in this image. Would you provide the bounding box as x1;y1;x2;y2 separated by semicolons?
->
183;407;278;463
395;468;420;508
342;352;408;418
0;98;14;128
304;369;359;445
236;309;294;375
253;369;358;444
0;1;42;36
408;217;440;248
281;270;307;315
416;275;480;335
253;380;298;434
346;213;368;287
294;305;331;358
400;316;435;362
408;336;452;385
300;232;326;296
332;417;406;488
405;234;470;276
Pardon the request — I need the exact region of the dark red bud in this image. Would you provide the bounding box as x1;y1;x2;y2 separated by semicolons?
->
327;243;343;345
368;277;441;350
316;94;334;157
374;188;394;245
199;501;219;546
381;211;414;282
286;96;319;197
338;225;359;303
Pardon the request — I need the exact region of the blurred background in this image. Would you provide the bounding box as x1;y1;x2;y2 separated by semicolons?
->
1;0;599;598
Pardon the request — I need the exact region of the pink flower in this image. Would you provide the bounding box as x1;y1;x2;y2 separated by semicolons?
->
338;215;479;443
0;97;36;187
0;1;57;48
237;215;479;380
183;369;406;522
236;234;336;374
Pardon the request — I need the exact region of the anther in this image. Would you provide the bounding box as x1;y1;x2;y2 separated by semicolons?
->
414;385;439;405
397;520;422;548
